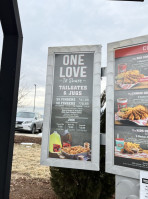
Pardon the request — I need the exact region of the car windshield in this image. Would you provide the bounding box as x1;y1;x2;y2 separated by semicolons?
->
17;112;35;118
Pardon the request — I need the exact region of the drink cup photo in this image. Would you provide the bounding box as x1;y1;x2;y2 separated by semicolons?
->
84;142;90;149
118;64;127;74
116;138;124;151
117;98;128;111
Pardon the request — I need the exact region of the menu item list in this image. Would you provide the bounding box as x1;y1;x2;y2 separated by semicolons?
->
49;53;94;161
114;43;148;170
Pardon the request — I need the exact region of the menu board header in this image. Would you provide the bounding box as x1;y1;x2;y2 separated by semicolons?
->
115;43;148;58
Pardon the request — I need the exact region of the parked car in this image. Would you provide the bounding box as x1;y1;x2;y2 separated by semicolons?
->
15;111;43;134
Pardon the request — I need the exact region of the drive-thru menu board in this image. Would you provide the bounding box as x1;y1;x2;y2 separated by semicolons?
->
50;53;93;160
41;45;101;171
114;43;148;171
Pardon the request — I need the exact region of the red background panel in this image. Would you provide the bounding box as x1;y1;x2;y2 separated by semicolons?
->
115;43;148;58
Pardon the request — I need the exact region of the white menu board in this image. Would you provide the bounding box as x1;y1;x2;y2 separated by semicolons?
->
41;45;101;171
140;170;148;199
106;34;148;179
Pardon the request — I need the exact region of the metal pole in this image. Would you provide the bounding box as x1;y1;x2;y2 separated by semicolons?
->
0;0;23;198
115;175;139;199
33;84;36;112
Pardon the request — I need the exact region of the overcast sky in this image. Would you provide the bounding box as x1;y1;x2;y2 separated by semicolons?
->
0;0;148;111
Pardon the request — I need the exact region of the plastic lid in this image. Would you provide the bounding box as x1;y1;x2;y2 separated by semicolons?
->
116;138;124;141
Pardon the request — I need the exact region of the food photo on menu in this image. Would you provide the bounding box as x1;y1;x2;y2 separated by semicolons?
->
115;68;148;90
114;45;148;91
115;103;148;126
115;139;148;162
48;130;91;161
114;90;148;127
114;126;148;169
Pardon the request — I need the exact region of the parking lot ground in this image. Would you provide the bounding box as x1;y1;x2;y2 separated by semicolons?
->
10;143;57;199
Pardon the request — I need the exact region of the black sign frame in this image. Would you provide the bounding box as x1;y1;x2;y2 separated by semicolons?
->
0;0;23;198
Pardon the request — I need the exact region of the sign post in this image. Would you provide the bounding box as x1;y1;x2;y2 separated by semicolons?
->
41;45;101;171
0;0;23;198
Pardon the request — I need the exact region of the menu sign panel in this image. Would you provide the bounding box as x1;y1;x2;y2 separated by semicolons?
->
140;170;148;199
41;45;101;171
114;43;148;171
49;53;93;161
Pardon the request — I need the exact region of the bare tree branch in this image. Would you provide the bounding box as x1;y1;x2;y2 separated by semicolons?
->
17;75;30;107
